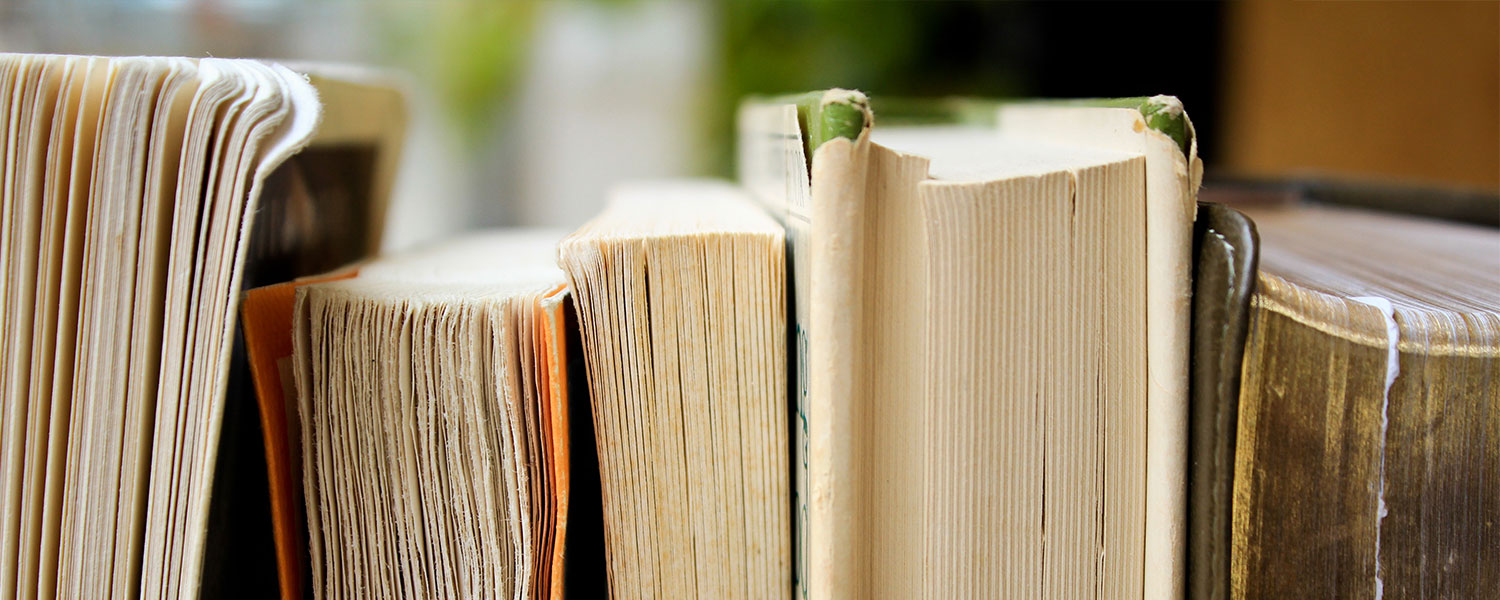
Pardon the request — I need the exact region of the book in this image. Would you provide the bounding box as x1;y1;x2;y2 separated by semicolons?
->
0;53;403;598
14;49;1487;600
276;230;598;599
1185;201;1258;600
241;265;361;600
1191;182;1499;600
737;91;1202;598
556;180;790;598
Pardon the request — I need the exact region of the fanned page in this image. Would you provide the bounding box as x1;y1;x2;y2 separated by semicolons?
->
0;54;319;599
737;93;1195;598
558;180;790;599
290;230;578;600
233;64;406;600
1230;204;1499;599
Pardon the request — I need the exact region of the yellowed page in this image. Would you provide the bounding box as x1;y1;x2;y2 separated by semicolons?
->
998;102;1200;600
559;181;789;599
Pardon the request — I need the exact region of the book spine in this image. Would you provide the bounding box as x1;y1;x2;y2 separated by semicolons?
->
737;91;872;600
1140;103;1198;600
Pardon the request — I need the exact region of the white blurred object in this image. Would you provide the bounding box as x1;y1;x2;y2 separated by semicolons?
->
513;0;711;229
382;86;471;252
0;0;713;242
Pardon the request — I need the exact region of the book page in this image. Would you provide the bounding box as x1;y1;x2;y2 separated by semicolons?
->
0;54;65;599
735;101;814;598
998;103;1200;599
559;181;790;599
291;231;568;600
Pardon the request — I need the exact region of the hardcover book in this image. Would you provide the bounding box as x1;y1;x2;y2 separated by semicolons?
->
737;91;1201;598
1193;182;1499;600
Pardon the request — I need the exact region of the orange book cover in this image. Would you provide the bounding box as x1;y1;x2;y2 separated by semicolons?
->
240;268;357;600
244;272;595;599
536;284;573;599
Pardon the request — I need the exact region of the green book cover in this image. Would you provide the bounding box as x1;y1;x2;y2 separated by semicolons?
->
745;91;1195;164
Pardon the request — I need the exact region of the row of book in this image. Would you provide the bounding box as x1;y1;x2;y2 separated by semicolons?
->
0;54;1494;599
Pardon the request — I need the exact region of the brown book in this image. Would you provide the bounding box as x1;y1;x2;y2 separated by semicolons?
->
1192;182;1499;599
1187;202;1258;600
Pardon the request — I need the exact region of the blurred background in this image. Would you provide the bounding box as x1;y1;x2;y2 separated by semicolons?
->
2;0;1495;250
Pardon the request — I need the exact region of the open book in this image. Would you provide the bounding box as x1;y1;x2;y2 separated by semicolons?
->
270;231;597;599
0;53;403;598
737;91;1202;598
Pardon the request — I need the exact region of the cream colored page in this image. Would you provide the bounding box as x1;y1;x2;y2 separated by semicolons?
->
139;60;242;600
645;233;714;596
997;104;1198;600
38;56;109;600
293;233;565;600
18;56;80;600
801;132;935;598
809;122;1160;597
4;55;61;600
298;285;540;600
560;238;632;596
0;59;20;590
0;54;43;408
734;102;813;598
67;58;162;598
500;295;538;600
559;182;788;599
921;174;1065;599
169;60;284;598
109;58;196;597
858;144;931;599
152;62;258;598
181;61;319;597
0;54;59;600
919;156;1148;598
803;135;871;600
